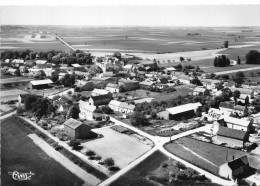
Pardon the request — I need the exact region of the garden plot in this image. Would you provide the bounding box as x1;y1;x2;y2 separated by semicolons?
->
82;127;152;168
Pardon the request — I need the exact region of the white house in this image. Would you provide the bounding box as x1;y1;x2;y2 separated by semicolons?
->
105;83;120;93
79;100;102;120
108;100;135;114
223;117;253;132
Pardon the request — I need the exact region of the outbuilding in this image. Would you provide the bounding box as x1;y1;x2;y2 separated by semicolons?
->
29;79;53;90
64;118;91;139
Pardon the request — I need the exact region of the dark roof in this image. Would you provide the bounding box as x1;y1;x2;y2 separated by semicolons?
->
219;102;234;109
91;94;111;106
228;155;249;170
217;126;247;141
103;72;115;77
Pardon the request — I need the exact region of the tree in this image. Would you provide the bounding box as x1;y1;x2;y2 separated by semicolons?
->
68;139;81;150
103;158;114;167
214;57;218;67
180;57;185;62
190;77;202;86
130;112;148;127
113;52;121;60
233;90;241;105
246;50;260;64
245;96;249;107
224;41;229;48
237;56;241;64
66;106;80;120
235;71;245;79
101;106;113;114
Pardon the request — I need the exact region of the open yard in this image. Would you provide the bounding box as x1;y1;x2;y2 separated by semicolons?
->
1;117;84;186
111;150;219;186
82;127;152;168
164;137;248;175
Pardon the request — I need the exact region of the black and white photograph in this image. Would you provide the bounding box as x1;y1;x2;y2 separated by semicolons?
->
1;0;260;186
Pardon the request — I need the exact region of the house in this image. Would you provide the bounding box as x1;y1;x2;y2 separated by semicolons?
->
75;71;91;80
91;89;112;97
229;87;254;99
19;65;28;73
91;77;118;86
140;81;154;89
232;105;248;117
193;87;208;96
35;60;47;68
89;94;111;106
6;68;20;76
71;63;81;68
176;75;191;85
214;126;249;148
219;102;235;114
219;155;250;180
223;117;253;132
11;59;24;66
29;79;53;90
103;72;116;77
141;60;158;70
157;102;202;120
79;100;104;120
105;83;120;93
118;79;140;91
64;118;91;139
58;72;68;79
109;100;135;114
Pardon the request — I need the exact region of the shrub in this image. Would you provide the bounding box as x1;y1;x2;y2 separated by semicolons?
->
95;156;102;161
176;162;186;169
161;162;168;168
85;150;96;157
176;171;189;180
89;156;96;160
103;158;114;167
108;166;120;172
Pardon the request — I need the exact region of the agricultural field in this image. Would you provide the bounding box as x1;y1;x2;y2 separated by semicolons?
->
111;150;219;186
1;117;84;186
164;137;248;175
81;127;152;168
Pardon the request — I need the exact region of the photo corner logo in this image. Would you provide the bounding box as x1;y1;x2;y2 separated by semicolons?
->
8;171;35;181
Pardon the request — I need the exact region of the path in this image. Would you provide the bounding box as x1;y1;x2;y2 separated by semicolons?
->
215;66;260;75
51;32;76;51
28;134;100;186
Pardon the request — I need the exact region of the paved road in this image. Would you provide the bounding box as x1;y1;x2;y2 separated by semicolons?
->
0;111;16;120
51;33;76;51
101;117;235;186
28;134;100;186
20;116;110;176
215;66;260;75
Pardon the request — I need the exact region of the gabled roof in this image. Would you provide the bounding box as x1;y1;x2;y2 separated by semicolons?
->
12;59;24;63
90;94;111;106
140;81;154;86
64;118;82;129
92;88;110;95
30;79;53;85
79;100;102;112
229;87;254;95
106;83;120;89
233;105;246;111
166;102;202;115
71;64;81;67
123;64;133;69
35;60;47;65
119;102;135;110
109;100;122;107
217;126;247;140
228;155;249;170
194;87;206;93
224;117;251;127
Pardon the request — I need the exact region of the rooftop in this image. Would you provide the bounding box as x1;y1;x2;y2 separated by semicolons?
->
217;126;247;140
166;102;202;115
30;79;53;85
64;118;82;129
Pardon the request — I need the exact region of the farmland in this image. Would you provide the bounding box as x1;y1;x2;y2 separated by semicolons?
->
164;137;248;175
81;127;152;168
1;117;84;186
110;150;219;186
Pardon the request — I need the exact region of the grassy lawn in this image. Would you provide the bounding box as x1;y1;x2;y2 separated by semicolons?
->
1;117;84;186
111;151;220;186
164;137;248;175
203;63;260;73
82;127;152;168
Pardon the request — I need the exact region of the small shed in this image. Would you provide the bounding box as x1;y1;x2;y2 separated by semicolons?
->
64;118;91;139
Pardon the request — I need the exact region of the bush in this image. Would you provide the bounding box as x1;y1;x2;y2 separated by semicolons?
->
17;107;26;115
95;156;102;161
89;156;96;160
176;162;186;169
85;150;96;157
103;158;114;167
161;162;168;168
108;166;120;172
176;171;189;180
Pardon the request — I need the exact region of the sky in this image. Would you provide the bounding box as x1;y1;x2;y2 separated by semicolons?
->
1;4;260;27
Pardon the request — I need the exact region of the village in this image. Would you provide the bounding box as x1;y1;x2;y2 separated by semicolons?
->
1;47;260;186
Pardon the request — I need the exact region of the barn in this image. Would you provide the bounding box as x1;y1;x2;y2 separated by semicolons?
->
64;118;91;139
29;79;53;90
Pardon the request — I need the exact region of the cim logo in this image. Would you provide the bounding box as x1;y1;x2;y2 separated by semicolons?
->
8;171;35;181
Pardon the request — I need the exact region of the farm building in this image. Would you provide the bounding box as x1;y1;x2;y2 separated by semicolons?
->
232;105;248;117
105;83;120;93
214;126;249;148
11;59;24;65
29;79;53;90
91;77;118;86
193;87;207;96
6;68;20;76
89;94;111;106
64;118;91;139
229;87;254;99
118;79;140;91
223;117;253;132
91;89;112;98
140;81;154;89
219;102;235;114
219;155;250;180
157;102;202;120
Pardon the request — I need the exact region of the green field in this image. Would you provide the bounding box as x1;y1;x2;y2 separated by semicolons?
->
111;150;219;186
1;117;84;186
164;137;247;175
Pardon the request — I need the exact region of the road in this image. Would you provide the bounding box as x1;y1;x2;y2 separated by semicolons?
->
215;66;260;75
99;117;235;186
28;134;100;186
51;32;76;51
